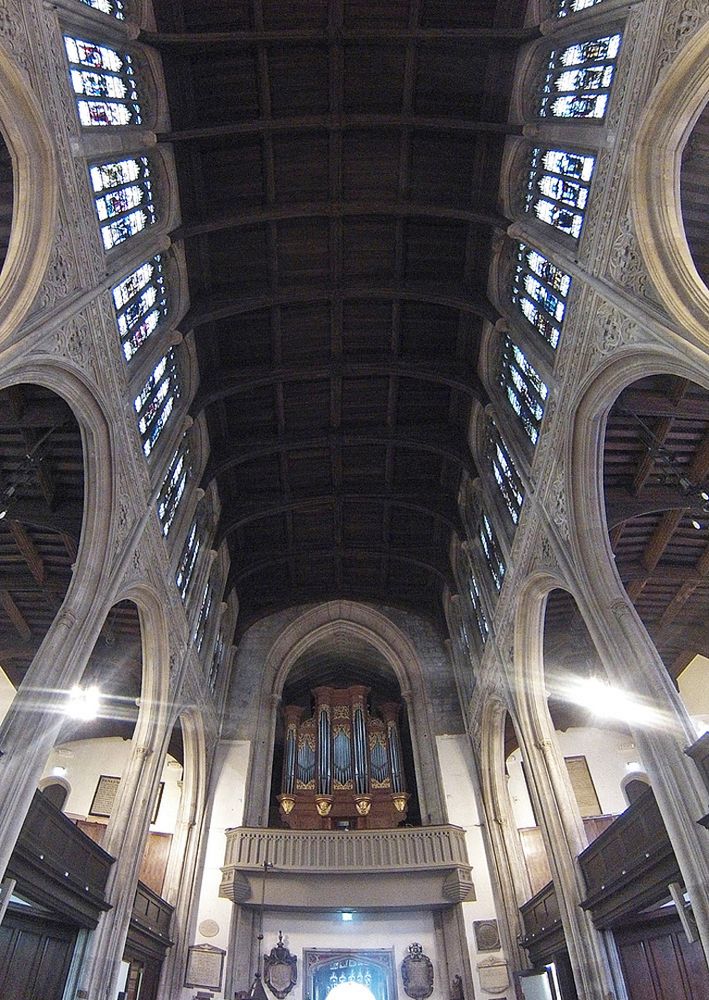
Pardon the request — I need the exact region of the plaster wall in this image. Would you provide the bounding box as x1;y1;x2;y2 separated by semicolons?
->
678;655;709;733
40;736;183;834
0;666;14;726
437;734;508;999
506;725;640;829
259;910;439;1000
191;739;251;961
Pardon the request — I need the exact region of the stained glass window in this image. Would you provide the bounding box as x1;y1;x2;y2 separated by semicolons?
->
194;580;215;653
512;243;571;349
79;0;125;17
467;564;490;642
525;148;595;239
134;350;180;458
176;517;202;602
500;335;549;445
208;627;225;694
479;511;506;592
112;256;167;360
541;34;621;120
557;0;605;16
91;157;155;250
64;36;141;127
157;440;189;536
487;423;525;525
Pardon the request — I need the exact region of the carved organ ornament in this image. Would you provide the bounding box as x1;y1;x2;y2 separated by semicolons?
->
278;685;409;829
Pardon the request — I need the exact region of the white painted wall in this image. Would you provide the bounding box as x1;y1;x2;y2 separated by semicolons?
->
506;725;641;830
437;734;511;1000
0;665;15;726
40;736;184;834
189;738;251;970
678;655;709;735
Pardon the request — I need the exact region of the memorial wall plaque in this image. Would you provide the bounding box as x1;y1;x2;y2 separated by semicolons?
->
185;944;225;990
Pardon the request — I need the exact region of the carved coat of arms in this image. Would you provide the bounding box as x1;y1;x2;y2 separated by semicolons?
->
264;932;298;999
401;943;434;1000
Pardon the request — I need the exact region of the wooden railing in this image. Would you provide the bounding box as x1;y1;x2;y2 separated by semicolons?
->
519;880;563;962
129;880;174;957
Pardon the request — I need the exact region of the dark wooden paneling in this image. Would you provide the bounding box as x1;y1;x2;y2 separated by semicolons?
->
616;913;709;1000
0;910;76;1000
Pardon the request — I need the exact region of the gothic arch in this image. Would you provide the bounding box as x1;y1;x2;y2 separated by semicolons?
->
0;41;58;347
630;23;709;349
243;600;447;827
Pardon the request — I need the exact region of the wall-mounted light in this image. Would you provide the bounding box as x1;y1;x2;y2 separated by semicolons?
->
340;912;353;922
51;765;67;778
64;685;102;721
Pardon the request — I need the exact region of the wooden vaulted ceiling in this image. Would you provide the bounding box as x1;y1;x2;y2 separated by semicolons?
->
149;0;530;624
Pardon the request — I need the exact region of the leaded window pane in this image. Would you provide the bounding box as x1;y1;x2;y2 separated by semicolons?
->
468;566;490;641
157;441;189;537
194;581;214;653
479;511;506;592
557;0;605;16
134;349;180;457
90;156;155;250
500;335;549;445
487;423;525;525
176;520;202;602
112;255;167;360
525;148;595;239
541;34;621;120
511;243;571;349
64;35;141;127
79;0;126;17
208;627;225;693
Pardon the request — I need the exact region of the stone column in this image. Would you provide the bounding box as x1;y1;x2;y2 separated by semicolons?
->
433;905;476;1000
514;712;618;1000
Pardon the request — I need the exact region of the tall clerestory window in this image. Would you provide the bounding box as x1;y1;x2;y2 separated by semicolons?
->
90;158;156;250
64;36;141;127
134;350;180;458
157;439;190;536
526;148;595;239
467;563;490;644
500;335;549;446
512;243;571;350
487;423;525;525
194;580;215;654
479;510;506;592
540;34;622;120
557;0;605;16
112;255;168;361
79;0;126;16
176;516;203;602
208;627;225;694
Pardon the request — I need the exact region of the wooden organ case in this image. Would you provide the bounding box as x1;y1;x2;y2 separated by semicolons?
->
278;685;409;829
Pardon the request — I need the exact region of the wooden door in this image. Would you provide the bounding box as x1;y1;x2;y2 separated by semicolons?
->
0;909;77;1000
615;912;709;1000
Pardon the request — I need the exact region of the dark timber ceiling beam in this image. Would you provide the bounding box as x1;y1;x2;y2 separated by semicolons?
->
203;426;476;485
173;200;507;239
142;26;539;47
191;358;486;414
618;391;709;421
181;283;498;329
217;489;464;542
159;114;520;143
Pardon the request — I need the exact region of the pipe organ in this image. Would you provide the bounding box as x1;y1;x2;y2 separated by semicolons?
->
278;685;409;829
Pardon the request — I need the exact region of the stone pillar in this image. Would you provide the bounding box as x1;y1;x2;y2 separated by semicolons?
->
433;905;476;1000
225;904;260;999
0;593;110;880
581;591;709;963
514;713;617;1000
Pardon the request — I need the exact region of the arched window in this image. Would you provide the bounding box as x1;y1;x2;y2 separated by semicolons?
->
90;157;156;250
64;36;142;127
41;781;69;811
512;242;571;349
525;148;595;239
487;422;524;525
157;438;190;536
176;516;203;602
557;0;605;17
134;349;180;458
112;255;168;361
479;509;505;591
467;563;490;643
208;626;225;694
194;578;215;653
540;34;622;121
499;335;549;445
79;0;126;17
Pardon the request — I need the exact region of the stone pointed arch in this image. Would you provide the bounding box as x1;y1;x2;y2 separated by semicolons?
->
630;23;709;349
243;600;447;827
0;42;58;346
